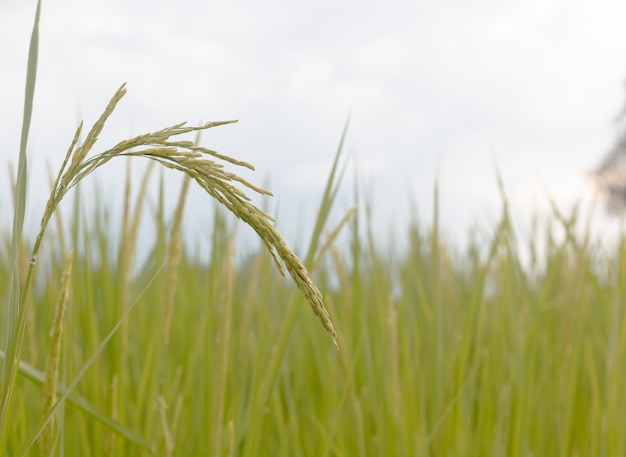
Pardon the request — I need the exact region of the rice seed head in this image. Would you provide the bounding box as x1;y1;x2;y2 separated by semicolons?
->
41;250;74;455
41;84;339;346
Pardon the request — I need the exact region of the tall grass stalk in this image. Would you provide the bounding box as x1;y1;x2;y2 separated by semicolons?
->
0;1;41;452
39;250;73;456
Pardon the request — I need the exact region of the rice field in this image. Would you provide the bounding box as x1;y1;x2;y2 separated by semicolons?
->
4;154;626;456
3;2;626;455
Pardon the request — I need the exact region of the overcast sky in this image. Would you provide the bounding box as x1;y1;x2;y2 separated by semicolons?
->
2;0;626;256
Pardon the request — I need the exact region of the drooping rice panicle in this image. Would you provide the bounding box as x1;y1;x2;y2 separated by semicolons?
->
37;83;337;347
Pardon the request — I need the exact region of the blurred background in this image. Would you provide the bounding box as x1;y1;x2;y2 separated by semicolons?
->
2;0;626;257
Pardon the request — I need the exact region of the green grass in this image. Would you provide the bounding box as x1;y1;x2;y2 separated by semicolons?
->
4;1;626;455
3;165;626;456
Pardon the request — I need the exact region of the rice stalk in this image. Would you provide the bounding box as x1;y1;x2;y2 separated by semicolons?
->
149;175;190;454
162;176;190;346
170;395;183;451
158;396;174;457
212;235;235;457
40;250;74;456
312;206;357;273
226;421;235;457
104;374;119;457
110;160;154;455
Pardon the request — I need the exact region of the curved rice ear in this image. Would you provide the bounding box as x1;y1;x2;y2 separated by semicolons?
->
11;85;339;449
44;84;337;345
17;81;339;369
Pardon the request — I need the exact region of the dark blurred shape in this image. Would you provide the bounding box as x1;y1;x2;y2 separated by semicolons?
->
593;81;626;213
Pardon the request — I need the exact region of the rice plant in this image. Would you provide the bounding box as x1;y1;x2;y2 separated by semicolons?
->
1;1;337;454
4;1;626;456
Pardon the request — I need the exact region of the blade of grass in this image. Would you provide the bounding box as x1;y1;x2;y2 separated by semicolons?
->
304;117;351;266
12;262;166;456
0;351;152;451
0;0;41;451
242;124;350;456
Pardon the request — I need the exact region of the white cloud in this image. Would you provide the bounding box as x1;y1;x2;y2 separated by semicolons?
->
354;37;411;76
3;0;626;247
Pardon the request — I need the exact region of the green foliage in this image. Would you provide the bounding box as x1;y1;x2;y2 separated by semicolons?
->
2;167;626;455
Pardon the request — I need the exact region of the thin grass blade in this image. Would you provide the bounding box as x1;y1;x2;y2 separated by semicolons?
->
0;1;42;452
